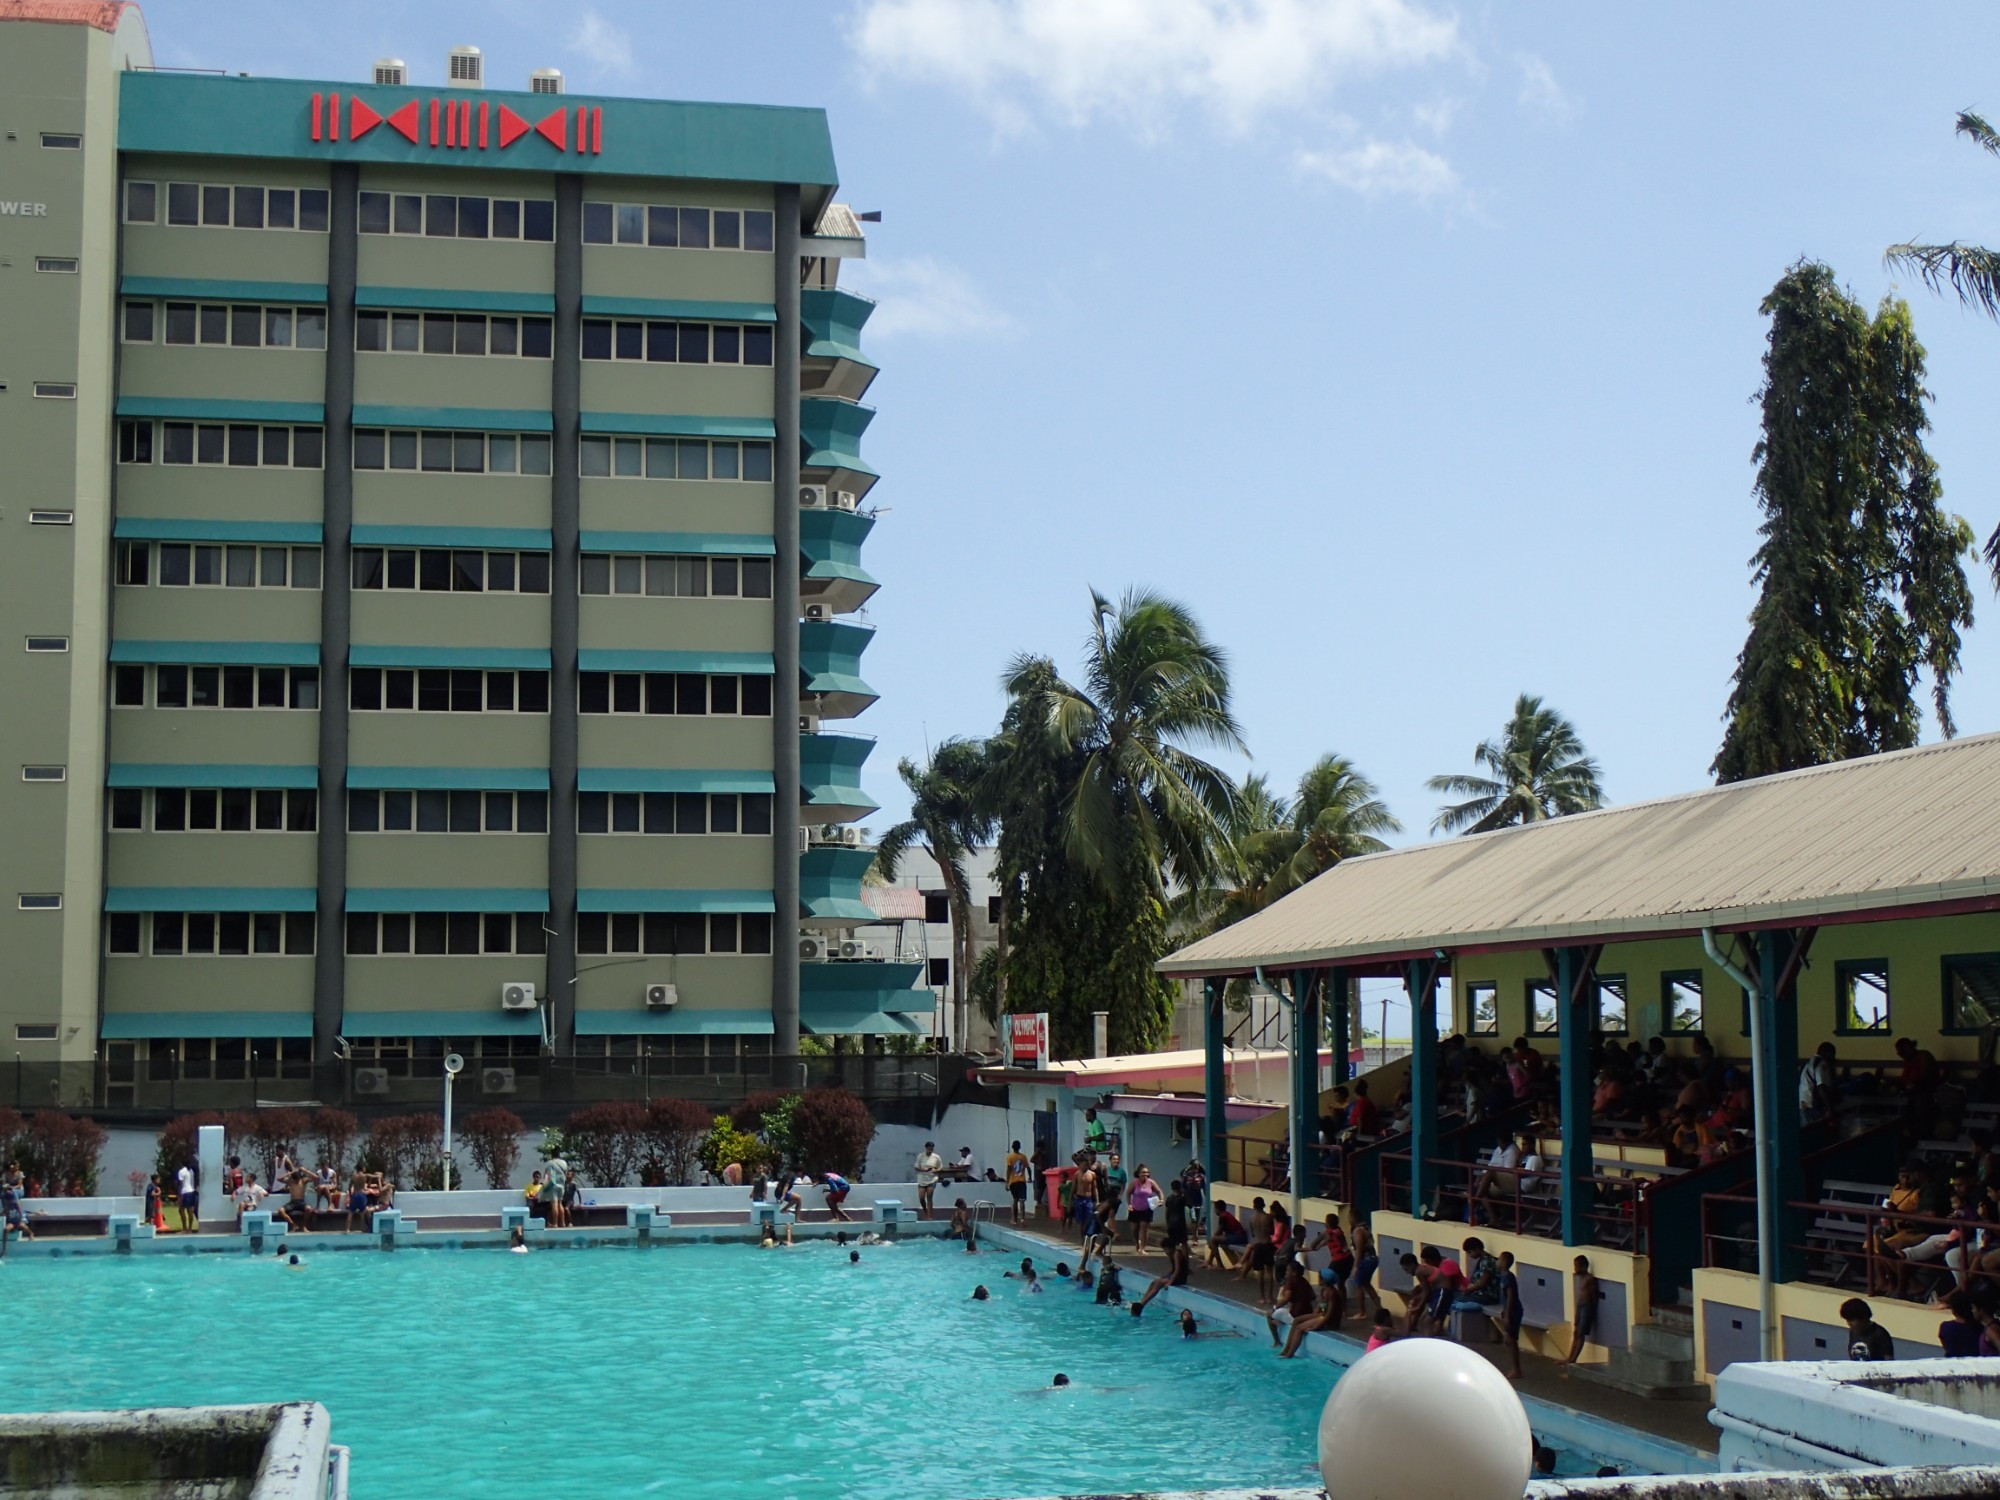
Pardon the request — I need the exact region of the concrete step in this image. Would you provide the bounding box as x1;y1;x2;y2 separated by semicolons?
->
1650;1303;1695;1336
1632;1321;1697;1362
1566;1359;1710;1403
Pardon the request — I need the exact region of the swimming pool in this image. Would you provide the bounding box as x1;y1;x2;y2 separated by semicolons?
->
2;1239;1632;1498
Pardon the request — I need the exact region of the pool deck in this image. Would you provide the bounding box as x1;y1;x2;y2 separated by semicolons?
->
979;1215;1720;1464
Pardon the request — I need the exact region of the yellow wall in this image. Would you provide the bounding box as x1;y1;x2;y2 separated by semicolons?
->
1691;1268;1949;1386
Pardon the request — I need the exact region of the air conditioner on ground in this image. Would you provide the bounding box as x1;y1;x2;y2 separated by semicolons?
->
482;1067;517;1095
799;713;820;734
645;983;678;1009
800;485;829;508
353;1067;391;1096
832;491;859;512
500;982;537;1011
803;603;833;622
800;935;829;961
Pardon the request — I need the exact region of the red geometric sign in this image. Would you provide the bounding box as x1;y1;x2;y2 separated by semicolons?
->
310;94;592;152
533;107;566;151
349;96;382;140
385;101;419;143
496;104;530;149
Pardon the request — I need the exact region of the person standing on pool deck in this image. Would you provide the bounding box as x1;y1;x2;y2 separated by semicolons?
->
915;1142;944;1219
1497;1251;1526;1380
545;1152;571;1229
174;1159;199;1231
1179;1159;1207;1238
1071;1157;1100;1243
822;1172;852;1221
143;1173;164;1233
1083;1107;1109;1157
1005;1141;1031;1226
1565;1255;1599;1365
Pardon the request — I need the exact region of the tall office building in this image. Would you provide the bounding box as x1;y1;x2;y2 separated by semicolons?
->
0;2;921;1105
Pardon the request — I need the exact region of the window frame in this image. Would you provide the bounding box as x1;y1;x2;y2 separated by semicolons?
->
1526;978;1559;1036
1941;952;2000;1035
1464;979;1499;1036
1661;969;1705;1035
1834;958;1892;1036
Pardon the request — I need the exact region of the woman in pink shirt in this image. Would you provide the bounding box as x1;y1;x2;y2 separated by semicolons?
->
1126;1166;1161;1254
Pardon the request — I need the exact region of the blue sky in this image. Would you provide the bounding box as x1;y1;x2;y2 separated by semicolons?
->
146;1;2000;844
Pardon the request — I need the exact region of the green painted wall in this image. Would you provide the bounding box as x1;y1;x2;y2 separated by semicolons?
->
577;597;770;655
105;957;315;1017
345;955;545;1014
115;586;321;643
114;466;325;527
578;478;773;535
579;718;773;770
350;593;550;651
107;832;316;889
576;837;772;891
352;472;549;530
346;837;548;890
573;954;772;1015
109;708;322;766
346;715;548;769
121;345;327;407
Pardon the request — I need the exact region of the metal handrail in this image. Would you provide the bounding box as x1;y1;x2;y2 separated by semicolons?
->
1701;1189;1987;1299
1379;1153;1658;1255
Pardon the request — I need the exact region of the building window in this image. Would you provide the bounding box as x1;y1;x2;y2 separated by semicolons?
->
24;636;70;653
576;791;772;836
35;257;79;274
356;192;553;241
922;891;949;925
1464;980;1498;1035
1662;971;1704;1033
18;894;62;911
1944;954;2000;1032
351;548;549;593
574;910;772;956
1835;960;1891;1034
121;542;320;590
348;789;549;834
579;436;773;483
147;182;330;232
927;957;949;986
122;302;155;343
21;766;66;782
150;300;327;350
1527;978;1558;1035
1593;974;1628;1036
345;910;547;956
140;786;317;833
579;553;772;599
28;510;74;526
41;132;82;149
579;318;774;366
355;309;552;359
576;672;772;717
146;1036;313;1081
141;911;315;957
14;1023;60;1042
32;383;77;399
581;201;773;253
126;664;321;711
353;428;551;476
348;668;550;714
986;895;1002;923
141;421;323;468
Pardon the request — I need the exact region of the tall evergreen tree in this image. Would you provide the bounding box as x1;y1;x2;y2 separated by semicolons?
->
1713;262;1974;783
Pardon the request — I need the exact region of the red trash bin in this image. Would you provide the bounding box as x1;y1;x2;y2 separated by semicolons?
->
1043;1166;1077;1221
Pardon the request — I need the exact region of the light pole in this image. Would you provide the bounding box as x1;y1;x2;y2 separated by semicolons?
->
442;1052;464;1192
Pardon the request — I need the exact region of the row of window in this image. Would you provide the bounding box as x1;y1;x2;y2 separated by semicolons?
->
1464;962;1904;1038
354;548;551;594
582;202;775;253
125;181;331;232
357;192;554;241
356;310;552;359
579;319;773;366
580;554;773;598
131;1037;316;1082
345;911;551;956
355;428;551;475
578;911;776;956
578;672;774;718
111;665;321;711
349;668;549;714
579;792;774;836
115;543;322;590
348;789;548;834
107;911;317;956
580;436;773;482
122;301;328;350
118;420;325;470
109;787;318;833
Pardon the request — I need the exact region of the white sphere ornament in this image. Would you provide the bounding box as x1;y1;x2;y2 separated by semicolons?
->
1318;1339;1532;1500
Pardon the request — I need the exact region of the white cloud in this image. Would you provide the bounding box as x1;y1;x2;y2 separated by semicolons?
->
843;257;1020;341
1296;138;1457;199
1516;52;1575;120
569;8;636;82
849;0;1459;138
1412;98;1457;137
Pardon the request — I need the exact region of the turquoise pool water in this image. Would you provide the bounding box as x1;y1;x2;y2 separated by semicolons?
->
3;1240;1628;1497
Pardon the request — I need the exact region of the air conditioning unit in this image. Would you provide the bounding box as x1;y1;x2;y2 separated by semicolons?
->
373;58;408;86
645;983;678;1009
447;45;484;87
835;825;865;847
529;67;565;95
800;485;829;509
799;714;821;734
803;603;833;623
482;1067;517;1095
832;491;859;512
353;1067;391;1096
800;935;828;961
500;982;538;1011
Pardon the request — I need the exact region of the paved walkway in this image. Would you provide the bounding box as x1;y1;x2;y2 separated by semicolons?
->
990;1213;1719;1457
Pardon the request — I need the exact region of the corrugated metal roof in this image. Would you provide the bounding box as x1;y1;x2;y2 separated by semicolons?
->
863;885;926;920
1160;732;2000;976
814;203;863;239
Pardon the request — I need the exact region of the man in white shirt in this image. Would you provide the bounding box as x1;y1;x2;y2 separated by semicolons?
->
954;1146;978;1181
1473;1135;1523;1208
233;1171;267;1220
914;1141;944;1219
1800;1041;1839;1124
174;1162;199;1231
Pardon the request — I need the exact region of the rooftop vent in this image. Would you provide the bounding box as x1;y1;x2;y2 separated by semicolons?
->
372;58;407;87
447;45;484;88
529;68;565;95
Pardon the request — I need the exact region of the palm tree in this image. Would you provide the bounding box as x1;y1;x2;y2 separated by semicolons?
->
873;738;993;1049
1256;754;1401;899
1426;694;1604;835
1886;110;2000;585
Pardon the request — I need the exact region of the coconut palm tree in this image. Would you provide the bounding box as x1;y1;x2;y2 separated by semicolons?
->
1256;754;1400;899
873;738;993;1049
1426;694;1603;835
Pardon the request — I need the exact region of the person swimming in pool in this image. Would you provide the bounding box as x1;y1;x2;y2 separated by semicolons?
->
971;1285;991;1300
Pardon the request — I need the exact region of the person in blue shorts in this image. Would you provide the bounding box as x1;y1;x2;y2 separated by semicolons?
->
1497;1250;1525;1380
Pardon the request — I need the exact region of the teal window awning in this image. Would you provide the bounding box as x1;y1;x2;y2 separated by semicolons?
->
350;645;551;671
575;1009;775;1036
801;1008;925;1037
346;888;550;914
578;649;773;675
102;1010;314;1040
105;887;316;913
116;396;325;424
121;275;329;303
352;525;552;550
800;397;878;479
801;288;878;365
348;766;549;792
357;286;555;314
108;764;316;790
578;769;774;794
114;518;323;545
578;889;775;914
581;295;777;324
580;412;776;440
109;640;320;667
579;531;775;557
340;1010;543;1038
352;405;552;433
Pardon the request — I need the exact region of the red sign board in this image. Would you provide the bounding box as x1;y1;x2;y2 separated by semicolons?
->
309;93;603;154
1008;1013;1049;1070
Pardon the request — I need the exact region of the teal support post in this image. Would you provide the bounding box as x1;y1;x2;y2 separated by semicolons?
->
1757;930;1806;1284
1203;977;1228;1190
1558;946;1597;1246
1406;960;1439;1217
1327;967;1352;1085
1292;969;1321;1198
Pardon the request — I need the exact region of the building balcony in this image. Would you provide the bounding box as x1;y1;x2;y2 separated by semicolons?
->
800;731;877;824
799;953;928;1036
799;396;877;501
799;843;875;929
800;287;878;403
799;619;877;720
800;506;878;616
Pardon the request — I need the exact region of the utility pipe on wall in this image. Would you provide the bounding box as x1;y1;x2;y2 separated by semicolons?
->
1703;927;1773;1363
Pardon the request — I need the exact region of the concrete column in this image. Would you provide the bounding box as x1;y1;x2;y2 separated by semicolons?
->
1326;967;1352;1085
1558;946;1595;1246
1203;977;1227;1188
312;161;359;1062
197;1122;225;1228
1406;960;1438;1215
1291;968;1319;1202
1757;930;1806;1283
546;174;583;1049
771;185;803;1058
